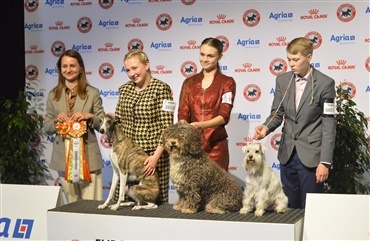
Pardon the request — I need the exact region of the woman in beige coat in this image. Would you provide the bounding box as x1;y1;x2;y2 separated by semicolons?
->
44;49;105;203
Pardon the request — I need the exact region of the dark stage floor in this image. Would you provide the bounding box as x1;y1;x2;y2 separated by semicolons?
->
49;200;305;224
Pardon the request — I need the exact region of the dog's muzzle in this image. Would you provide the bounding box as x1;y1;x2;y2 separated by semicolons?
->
169;141;178;151
247;155;255;163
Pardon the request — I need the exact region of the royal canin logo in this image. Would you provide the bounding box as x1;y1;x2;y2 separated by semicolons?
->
125;18;149;28
69;0;93;6
235;63;261;73
179;40;200;50
151;65;172;75
209;14;235;24
49;21;71;31
268;36;288;47
98;42;121;52
300;9;328;20
327;60;356;70
25;45;45;54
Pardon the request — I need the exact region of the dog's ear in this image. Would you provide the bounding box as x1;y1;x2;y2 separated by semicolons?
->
242;145;247;153
178;120;188;125
261;145;267;154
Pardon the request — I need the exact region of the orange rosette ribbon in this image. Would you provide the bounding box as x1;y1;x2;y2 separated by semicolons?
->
55;121;91;183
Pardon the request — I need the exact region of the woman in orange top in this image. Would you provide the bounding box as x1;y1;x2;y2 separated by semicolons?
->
177;37;236;171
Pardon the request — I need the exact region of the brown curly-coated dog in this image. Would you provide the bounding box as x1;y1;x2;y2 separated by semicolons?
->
162;120;243;214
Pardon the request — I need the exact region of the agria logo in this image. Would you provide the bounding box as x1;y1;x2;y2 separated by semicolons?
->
0;218;34;239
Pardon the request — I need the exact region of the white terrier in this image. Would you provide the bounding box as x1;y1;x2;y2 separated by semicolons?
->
240;143;288;217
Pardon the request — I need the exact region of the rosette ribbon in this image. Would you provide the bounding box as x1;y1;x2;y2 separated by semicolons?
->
56;121;91;183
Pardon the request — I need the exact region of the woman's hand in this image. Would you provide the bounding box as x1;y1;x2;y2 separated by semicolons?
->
71;112;94;122
142;155;158;176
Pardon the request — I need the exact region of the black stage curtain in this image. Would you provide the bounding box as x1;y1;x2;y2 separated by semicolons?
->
0;0;25;101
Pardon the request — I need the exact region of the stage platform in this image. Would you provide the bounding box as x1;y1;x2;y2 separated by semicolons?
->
47;200;305;240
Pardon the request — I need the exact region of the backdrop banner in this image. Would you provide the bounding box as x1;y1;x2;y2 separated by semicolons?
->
23;0;370;202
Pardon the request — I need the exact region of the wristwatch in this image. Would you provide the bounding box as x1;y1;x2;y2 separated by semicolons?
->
321;163;331;169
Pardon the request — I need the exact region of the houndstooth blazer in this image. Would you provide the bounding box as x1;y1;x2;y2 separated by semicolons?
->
114;78;174;151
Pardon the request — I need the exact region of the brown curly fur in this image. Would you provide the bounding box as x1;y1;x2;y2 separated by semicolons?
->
162;120;243;214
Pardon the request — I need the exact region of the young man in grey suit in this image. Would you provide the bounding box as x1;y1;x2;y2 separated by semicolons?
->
254;37;336;209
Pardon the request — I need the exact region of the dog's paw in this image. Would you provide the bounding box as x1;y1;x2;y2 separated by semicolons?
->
120;201;135;206
239;207;252;214
173;204;182;211
254;209;265;217
206;206;226;214
109;204;120;211
275;207;287;213
181;208;197;214
97;203;108;209
132;203;158;210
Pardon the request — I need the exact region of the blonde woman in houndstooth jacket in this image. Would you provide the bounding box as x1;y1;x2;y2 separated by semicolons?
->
113;50;174;204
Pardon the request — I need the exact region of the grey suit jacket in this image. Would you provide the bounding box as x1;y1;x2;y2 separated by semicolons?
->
43;85;105;172
263;68;336;168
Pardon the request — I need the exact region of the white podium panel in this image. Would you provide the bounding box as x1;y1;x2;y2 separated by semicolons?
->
0;184;65;240
303;193;370;241
47;200;304;240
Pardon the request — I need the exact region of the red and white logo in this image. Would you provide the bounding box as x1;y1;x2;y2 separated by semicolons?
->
340;81;356;100
269;58;288;76
179;40;200;50
152;65;172;75
300;9;328;20
50;41;66;57
235;62;261;73
25;45;44;55
243;9;260;27
156;13;172;31
215;35;230;52
128;38;144;51
243;84;261;102
209;14;235;24
28;134;40;148
365;57;370;72
99;0;114;9
77;17;92;33
98;42;121;52
25;65;39;81
180;61;197;78
100;134;112;149
24;0;39;12
337;3;356;22
181;0;196;5
305;31;323;49
99;63;114;79
328;59;356;71
268;36;288;47
270;133;282;151
49;21;71;31
125;18;149;28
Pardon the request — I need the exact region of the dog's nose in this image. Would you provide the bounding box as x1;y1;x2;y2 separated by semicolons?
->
248;155;253;159
171;141;176;145
99;129;105;134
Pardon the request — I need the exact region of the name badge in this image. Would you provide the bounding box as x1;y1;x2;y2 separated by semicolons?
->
322;98;335;116
162;100;176;112
222;92;232;104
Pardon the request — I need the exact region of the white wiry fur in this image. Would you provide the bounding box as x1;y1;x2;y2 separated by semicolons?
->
97;114;159;211
240;143;288;217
